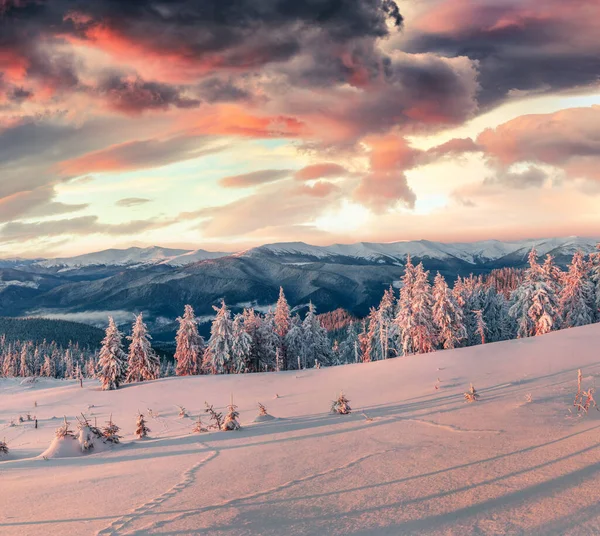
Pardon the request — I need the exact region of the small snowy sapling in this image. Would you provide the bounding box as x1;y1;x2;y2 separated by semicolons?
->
204;402;224;430
135;412;151;439
103;415;122;444
0;438;8;456
56;416;76;438
222;397;241;431
192;416;206;433
573;369;598;414
331;392;352;414
464;383;479;403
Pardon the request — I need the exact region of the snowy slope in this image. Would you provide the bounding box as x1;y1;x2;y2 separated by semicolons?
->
37;246;194;268
34;247;232;268
161;248;233;266
3;324;600;535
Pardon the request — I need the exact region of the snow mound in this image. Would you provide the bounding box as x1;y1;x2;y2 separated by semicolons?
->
40;436;83;459
19;377;38;385
253;413;277;423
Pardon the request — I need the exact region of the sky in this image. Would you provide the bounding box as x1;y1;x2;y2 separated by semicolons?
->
1;0;600;258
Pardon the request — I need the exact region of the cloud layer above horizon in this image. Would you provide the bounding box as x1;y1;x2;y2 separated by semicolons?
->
1;0;600;256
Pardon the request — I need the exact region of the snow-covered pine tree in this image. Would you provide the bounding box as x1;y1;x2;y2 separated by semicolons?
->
256;310;279;371
591;244;600;321
231;314;252;373
509;249;552;338
85;357;96;379
41;353;56;378
364;307;380;362
394;255;416;355
64;348;74;379
274;287;291;368
542;254;564;297
377;286;397;359
528;265;560;336
2;349;17;377
338;321;360;364
19;343;32;377
412;263;436;354
473;309;487;345
204;301;234;374
97;317;128;390
301;302;331;368
432;272;466;349
560;251;595;328
283;314;304;369
174;304;205;376
395;260;435;355
481;286;511;343
125;314;159;383
241;308;261;372
135;412;150;439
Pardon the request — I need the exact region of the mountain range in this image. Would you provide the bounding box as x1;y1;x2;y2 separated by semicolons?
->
0;236;598;336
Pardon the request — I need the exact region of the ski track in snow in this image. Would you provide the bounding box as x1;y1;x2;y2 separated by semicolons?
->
404;418;502;434
96;446;219;536
129;448;400;535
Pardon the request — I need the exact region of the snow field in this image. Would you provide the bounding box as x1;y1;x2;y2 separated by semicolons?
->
2;323;600;535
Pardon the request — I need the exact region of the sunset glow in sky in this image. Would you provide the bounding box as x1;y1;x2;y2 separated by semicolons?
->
1;0;600;257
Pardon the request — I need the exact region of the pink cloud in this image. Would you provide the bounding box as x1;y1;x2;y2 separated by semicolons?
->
294;163;347;181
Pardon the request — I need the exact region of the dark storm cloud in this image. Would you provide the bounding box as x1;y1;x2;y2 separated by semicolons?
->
404;0;600;108
97;75;201;113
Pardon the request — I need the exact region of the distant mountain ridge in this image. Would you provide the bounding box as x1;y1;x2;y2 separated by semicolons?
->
0;236;598;329
2;236;598;269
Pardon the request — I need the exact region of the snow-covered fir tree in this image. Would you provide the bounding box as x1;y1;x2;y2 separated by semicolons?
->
301;302;331;368
509;249;560;338
274;286;292;368
19;344;32;378
473;309;487;345
283;314;304;369
377;286;397;359
395;259;436;355
174;304;205;376
337;321;360;364
231;314;252;373
394;255;416;355
364;307;380;362
560;251;595;328
97;317;128;390
242;308;262;372
256;310;279;371
204;301;234;374
125;314;160;383
432;272;466;349
591;244;600;321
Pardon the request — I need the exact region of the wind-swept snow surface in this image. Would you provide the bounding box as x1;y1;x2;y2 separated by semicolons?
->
2;324;600;535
